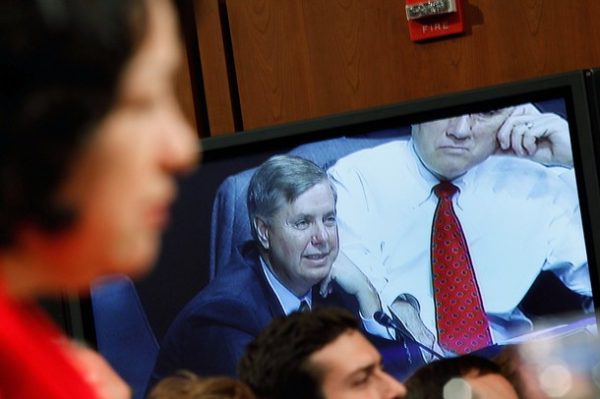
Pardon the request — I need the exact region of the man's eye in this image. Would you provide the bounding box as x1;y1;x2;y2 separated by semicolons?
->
294;220;309;229
324;216;337;227
474;110;500;119
351;374;370;387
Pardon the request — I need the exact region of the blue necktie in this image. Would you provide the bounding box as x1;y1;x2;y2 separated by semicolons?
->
298;300;311;312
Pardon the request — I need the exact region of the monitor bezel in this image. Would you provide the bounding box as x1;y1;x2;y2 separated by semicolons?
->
69;70;600;366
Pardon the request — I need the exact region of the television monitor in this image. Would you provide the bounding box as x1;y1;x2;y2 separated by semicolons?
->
69;68;600;392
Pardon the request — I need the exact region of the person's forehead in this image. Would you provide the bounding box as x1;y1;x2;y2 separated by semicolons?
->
309;330;379;377
415;106;515;128
120;0;180;90
464;372;519;399
281;183;335;214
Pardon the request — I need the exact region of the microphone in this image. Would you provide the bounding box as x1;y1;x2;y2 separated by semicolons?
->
374;311;445;360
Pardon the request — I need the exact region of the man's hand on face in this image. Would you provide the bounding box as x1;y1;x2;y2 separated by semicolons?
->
496;103;573;167
319;251;382;318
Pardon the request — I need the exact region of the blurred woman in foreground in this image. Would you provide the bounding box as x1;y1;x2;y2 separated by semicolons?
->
0;0;198;397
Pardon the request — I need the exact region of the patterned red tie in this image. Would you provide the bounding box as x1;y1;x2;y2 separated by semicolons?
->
431;181;492;354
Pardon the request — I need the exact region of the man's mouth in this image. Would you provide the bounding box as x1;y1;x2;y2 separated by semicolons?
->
439;145;469;152
304;252;329;261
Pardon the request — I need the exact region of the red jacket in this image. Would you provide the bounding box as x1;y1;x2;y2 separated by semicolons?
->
0;280;96;399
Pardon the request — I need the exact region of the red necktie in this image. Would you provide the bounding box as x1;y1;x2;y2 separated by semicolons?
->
431;181;492;354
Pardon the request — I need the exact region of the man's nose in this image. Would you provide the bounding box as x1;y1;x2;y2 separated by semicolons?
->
310;222;329;245
446;115;471;139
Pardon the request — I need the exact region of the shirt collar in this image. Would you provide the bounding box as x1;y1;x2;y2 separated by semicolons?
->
409;138;475;208
260;257;311;315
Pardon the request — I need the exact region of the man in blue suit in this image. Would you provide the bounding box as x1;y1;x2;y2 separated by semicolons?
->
149;155;388;386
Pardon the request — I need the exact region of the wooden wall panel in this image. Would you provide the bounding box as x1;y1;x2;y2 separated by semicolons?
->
224;1;317;130
189;0;600;134
175;45;198;134
192;0;236;135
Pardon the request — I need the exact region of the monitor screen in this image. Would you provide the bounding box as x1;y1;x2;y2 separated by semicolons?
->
86;69;600;389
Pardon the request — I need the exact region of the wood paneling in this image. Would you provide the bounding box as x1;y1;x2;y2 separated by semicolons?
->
188;0;600;134
175;45;198;134
192;0;236;135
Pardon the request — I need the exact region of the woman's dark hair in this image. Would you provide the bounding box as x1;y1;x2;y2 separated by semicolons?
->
0;0;146;246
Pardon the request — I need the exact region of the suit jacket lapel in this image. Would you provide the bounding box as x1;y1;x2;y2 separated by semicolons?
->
241;243;286;319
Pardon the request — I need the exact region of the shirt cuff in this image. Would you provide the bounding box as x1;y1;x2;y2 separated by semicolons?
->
361;313;394;340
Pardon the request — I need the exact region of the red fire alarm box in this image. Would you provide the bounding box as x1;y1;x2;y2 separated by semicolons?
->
406;0;465;42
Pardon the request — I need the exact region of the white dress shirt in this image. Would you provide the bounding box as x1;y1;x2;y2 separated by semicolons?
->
261;257;390;337
328;138;592;343
261;258;311;315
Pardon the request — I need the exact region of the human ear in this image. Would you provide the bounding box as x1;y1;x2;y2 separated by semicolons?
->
254;217;270;251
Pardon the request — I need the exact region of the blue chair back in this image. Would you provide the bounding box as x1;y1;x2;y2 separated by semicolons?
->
91;275;159;399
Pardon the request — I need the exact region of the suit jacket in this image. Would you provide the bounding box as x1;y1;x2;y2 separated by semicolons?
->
149;243;420;389
149;244;282;387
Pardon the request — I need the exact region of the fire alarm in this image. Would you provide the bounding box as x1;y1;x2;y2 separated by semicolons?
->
406;0;465;42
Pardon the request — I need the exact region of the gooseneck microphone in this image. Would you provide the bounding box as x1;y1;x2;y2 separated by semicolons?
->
374;311;445;360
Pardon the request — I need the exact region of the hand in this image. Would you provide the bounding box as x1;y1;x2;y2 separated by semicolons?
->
496;104;572;167
320;252;381;318
67;342;131;399
389;297;441;363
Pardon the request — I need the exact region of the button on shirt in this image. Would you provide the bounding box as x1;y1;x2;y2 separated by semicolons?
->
328;138;591;343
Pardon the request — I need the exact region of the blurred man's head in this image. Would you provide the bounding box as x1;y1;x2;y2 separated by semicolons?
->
411;109;513;180
247;155;339;296
405;354;518;399
239;307;406;399
148;370;256;399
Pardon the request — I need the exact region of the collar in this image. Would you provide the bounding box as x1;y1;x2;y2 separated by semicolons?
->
409;138;476;209
260;257;311;315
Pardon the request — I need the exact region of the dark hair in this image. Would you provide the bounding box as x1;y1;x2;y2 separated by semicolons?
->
148;370;256;399
404;355;505;399
0;0;146;246
247;155;336;244
238;307;358;399
492;345;529;399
